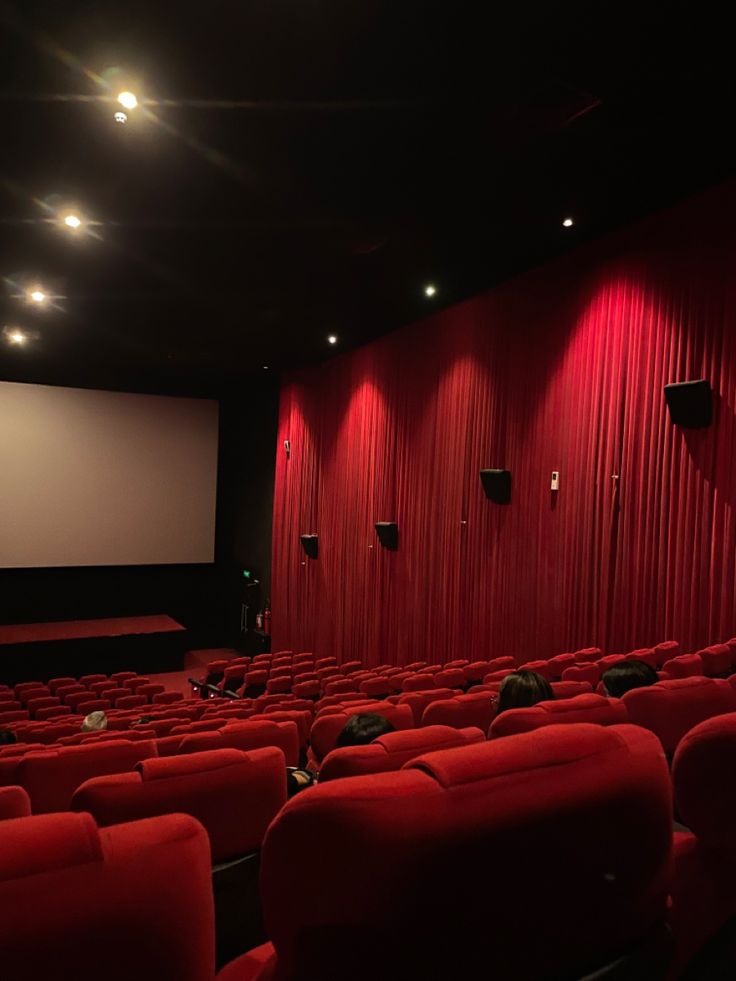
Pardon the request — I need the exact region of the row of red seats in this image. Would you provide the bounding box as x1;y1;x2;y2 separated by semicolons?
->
0;670;184;723
5;715;736;978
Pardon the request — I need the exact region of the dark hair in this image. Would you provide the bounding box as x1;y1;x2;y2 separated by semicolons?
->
602;660;658;698
134;716;153;726
0;729;17;746
496;670;554;714
336;712;396;748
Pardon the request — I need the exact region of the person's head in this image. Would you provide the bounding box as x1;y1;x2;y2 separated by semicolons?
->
0;729;17;746
335;712;396;748
134;715;153;727
81;710;108;733
602;660;658;698
496;670;554;714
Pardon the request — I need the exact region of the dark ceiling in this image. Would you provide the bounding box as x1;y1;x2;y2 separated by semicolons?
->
1;1;734;395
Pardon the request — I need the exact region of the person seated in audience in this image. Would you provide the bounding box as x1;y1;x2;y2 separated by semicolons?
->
133;715;154;727
601;660;658;698
81;710;108;732
495;670;554;715
335;712;396;748
0;728;17;746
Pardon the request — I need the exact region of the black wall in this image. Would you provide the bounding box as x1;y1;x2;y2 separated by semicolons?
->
0;377;279;647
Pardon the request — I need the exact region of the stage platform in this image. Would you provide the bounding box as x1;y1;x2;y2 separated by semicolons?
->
0;615;188;685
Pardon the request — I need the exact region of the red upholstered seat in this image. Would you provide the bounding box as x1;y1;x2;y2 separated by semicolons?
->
574;646;603;662
432;668;467;689
517;659;556;681
561;662;600;686
242;670;269;697
0;786;31;820
318;725;485;782
358;677;392;699
421;692;495;731
73;747;286;863
79;673;107;686
490;693;627;738
662;653;703;679
653;640;679;666
178;719;300;768
668;712;736;974
316;657;338;670
127;676;151;693
36;705;73;721
153;690;184;705
77;698;111;714
402;673;436;692
462;660;493;684
324;678;357;696
486;656;516;672
697;643;733;677
309;702;414;764
0;711;31;725
137;683;166;701
622;677;736;754
547;653;577;678
17;738;158;813
116;695;148;710
625;648;658;669
597;654;626;670
48;677;76;694
220;723;671;981
292;680;320;699
0;811;214;981
25;696;60;716
341;660;363;674
250;709;312;751
550;680;594;699
483;669;514;683
111;671;137;685
397;688;457;725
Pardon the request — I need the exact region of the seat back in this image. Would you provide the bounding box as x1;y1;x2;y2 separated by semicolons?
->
0;811;214;981
179;720;300;768
561;663;600;686
73;747;286;863
490;693;627;738
397;688;457;725
550;680;594;699
662;653;704;679
259;724;671;980
18;739;158;813
421;692;495;731
623;677;736;754
319;725;485;782
0;786;31;821
309;702;414;763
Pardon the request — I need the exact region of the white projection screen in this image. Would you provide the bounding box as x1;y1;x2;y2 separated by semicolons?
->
0;382;219;568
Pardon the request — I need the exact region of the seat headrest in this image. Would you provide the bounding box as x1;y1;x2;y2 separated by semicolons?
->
0;812;102;880
409;723;651;788
374;725;470;754
138;748;246;781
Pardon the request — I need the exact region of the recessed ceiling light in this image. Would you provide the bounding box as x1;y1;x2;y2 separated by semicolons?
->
562;217;574;228
263;365;270;370
63;213;82;229
117;91;138;110
7;329;26;345
424;284;437;297
29;289;46;304
114;111;128;124
327;335;338;345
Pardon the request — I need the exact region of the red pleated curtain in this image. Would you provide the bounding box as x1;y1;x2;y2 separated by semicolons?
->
271;183;736;665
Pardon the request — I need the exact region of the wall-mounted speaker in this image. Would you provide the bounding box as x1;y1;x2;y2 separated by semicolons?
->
664;380;712;428
375;521;398;550
480;469;512;504
300;534;318;559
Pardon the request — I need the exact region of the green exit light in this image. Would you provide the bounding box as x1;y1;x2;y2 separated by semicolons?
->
242;569;252;579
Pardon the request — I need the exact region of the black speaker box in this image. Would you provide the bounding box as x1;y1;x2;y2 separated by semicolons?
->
664;379;712;428
375;522;399;550
480;469;512;504
300;534;319;559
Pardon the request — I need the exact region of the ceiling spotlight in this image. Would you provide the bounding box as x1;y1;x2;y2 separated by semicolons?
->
327;335;338;345
424;284;437;297
7;329;26;345
29;289;46;304
63;213;82;229
114;111;128;124
262;365;270;370
117;91;138;110
562;217;574;228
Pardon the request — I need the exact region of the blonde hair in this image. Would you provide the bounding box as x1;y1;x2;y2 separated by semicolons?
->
81;710;108;732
